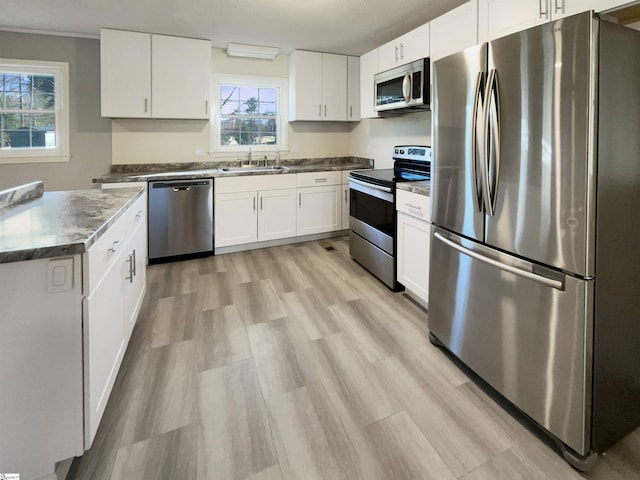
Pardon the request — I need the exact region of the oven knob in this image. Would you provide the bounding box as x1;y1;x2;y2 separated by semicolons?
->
394;149;398;154
400;149;405;154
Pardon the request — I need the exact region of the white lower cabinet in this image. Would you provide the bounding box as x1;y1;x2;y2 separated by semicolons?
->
341;170;351;230
297;185;341;235
84;190;147;448
396;189;431;306
215;175;297;248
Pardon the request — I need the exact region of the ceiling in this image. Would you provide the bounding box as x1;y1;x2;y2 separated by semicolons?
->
0;0;468;56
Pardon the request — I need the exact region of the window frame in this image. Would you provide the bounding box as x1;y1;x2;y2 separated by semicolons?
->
0;58;70;164
210;74;288;155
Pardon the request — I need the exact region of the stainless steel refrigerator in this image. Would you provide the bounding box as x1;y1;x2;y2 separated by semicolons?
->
430;11;640;470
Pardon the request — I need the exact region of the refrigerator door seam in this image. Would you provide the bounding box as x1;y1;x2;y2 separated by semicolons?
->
434;231;564;289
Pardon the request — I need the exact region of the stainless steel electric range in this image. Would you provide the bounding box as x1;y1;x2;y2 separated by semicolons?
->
348;145;431;289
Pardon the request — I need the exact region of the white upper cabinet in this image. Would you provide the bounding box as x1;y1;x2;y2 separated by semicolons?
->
101;29;151;118
378;22;430;73
479;0;629;42
151;34;211;119
347;56;361;122
100;29;211;119
289;51;348;121
359;48;379;119
430;0;479;62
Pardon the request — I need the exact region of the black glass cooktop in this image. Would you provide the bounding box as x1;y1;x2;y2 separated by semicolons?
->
350;164;430;188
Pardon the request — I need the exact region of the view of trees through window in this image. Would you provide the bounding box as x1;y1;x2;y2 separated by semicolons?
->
0;73;56;150
219;85;277;146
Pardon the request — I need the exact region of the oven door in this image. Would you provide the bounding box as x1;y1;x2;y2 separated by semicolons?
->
349;179;394;254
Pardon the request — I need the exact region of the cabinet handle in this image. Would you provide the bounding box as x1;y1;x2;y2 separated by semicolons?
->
344;188;348;203
554;0;564;13
135;210;143;222
395;45;399;61
315;178;328;183
205;100;209;115
108;240;120;254
539;0;548;17
299;192;302;206
319;104;322;117
324;105;327;117
400;43;404;60
144;98;148;113
132;249;137;276
260;196;263;211
253;196;256;211
126;254;134;283
405;203;422;210
350;106;353;118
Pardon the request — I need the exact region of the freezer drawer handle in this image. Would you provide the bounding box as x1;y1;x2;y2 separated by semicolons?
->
434;232;563;290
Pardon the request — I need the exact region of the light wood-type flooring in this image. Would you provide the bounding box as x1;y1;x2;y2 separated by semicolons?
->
69;237;640;480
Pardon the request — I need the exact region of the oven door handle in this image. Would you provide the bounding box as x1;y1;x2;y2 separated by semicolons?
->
349;178;393;193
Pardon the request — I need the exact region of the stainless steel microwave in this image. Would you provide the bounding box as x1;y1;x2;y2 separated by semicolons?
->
374;58;430;113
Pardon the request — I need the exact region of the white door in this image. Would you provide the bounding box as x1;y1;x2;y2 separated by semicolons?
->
397;212;430;304
124;223;147;339
258;188;297;241
151;34;211;119
397;22;430;66
100;29;151;118
347;56;361;121
322;53;347;121
478;0;548;42
430;0;479;61
289;50;323;120
297;185;341;235
215;192;258;247
553;0;627;18
83;248;126;447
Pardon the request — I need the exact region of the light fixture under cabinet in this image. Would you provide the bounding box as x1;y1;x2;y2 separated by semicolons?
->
226;43;279;60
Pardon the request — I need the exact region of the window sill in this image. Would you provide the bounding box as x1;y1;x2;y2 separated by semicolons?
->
0;154;71;165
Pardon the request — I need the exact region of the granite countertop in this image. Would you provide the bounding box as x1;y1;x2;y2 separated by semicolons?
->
0;185;145;264
94;157;374;183
397;180;431;197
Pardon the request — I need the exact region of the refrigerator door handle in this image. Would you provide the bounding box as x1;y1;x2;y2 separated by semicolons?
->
471;71;485;213
488;69;501;215
483;69;500;216
434;232;564;290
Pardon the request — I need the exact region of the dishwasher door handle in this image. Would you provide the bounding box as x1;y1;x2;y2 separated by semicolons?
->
173;186;191;192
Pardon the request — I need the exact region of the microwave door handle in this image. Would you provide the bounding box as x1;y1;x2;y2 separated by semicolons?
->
402;73;412;102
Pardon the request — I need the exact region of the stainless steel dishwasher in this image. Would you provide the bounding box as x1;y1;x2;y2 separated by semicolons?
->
148;178;213;260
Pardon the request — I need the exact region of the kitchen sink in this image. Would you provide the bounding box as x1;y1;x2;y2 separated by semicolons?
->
217;165;290;173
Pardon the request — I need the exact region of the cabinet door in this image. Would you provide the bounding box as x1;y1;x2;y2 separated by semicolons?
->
478;0;547;42
553;0;626;18
151;34;211;119
397;22;430;66
397;212;430;304
215;192;258;247
124;223;147;339
297;185;341;235
360;49;379;119
347;56;361;122
378;39;400;73
289;50;323;120
100;29;151;118
430;0;479;61
258;188;297;241
341;184;350;229
83;248;126;447
322;53;347;121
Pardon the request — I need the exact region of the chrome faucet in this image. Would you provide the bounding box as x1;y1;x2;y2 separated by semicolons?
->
246;147;252;165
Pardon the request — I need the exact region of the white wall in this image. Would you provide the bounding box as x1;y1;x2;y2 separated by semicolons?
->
348;112;431;169
111;47;351;165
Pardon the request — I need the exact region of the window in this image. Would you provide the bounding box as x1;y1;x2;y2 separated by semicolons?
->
211;75;287;153
0;58;69;163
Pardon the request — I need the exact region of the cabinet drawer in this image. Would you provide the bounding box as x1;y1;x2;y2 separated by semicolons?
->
85;213;127;294
215;174;296;194
396;189;430;221
296;171;341;188
126;193;147;238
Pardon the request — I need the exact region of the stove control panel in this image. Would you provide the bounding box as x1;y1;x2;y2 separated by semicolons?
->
393;145;431;162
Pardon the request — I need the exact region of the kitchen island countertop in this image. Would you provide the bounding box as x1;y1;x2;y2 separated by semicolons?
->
0;184;144;264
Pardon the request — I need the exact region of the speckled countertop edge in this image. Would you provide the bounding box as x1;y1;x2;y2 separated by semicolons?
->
0;187;144;264
95;156;374;183
397;180;431;196
0;181;44;211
